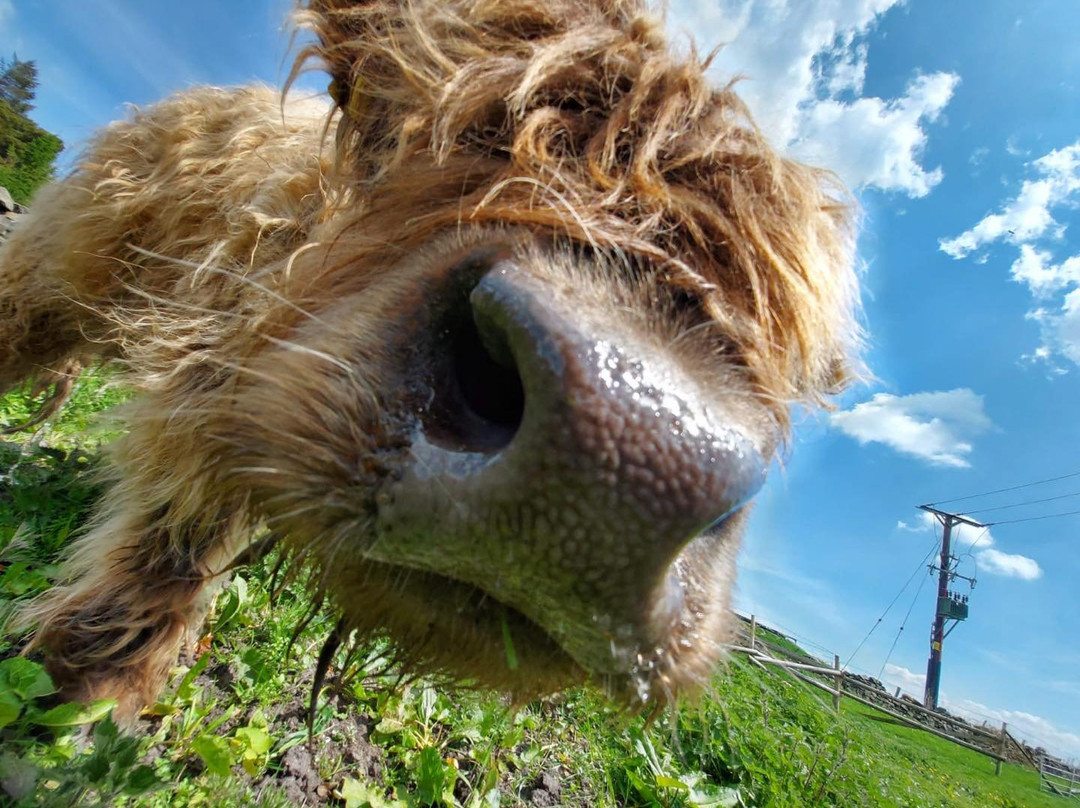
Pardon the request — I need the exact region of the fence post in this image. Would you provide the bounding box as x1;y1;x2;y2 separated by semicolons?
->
749;615;757;651
995;722;1007;775
832;655;841;712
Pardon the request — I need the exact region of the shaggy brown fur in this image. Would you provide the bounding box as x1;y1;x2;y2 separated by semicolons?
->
1;0;859;717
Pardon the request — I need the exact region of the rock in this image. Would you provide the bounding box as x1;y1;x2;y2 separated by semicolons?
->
522;769;563;806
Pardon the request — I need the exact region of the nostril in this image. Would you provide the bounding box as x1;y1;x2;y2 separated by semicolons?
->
420;282;525;454
453;310;524;430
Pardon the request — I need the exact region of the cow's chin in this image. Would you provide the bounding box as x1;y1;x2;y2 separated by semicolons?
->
325;555;586;699
321;509;746;705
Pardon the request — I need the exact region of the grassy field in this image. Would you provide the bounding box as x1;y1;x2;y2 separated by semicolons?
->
0;370;1061;807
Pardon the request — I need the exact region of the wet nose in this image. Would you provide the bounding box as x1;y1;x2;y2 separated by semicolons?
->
468;261;764;541
376;258;768;672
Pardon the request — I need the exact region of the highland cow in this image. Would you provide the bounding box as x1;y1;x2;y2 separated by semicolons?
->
0;0;859;719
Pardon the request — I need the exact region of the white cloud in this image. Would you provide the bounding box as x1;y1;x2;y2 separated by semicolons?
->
896;511;938;533
953;140;1080;257
951;522;993;553
949;698;1080;760
821;39;868;97
1059;290;1080;363
940;140;1080;367
902;515;992;550
882;664;1080;760
1010;245;1080;298
670;0;899;144
1027;288;1080;368
830;389;991;468
881;662;925;696
792;73;958;198
0;0;12;24
939;176;1067;260
892;514;1041;580
668;0;959;197
975;548;1042;580
1006;135;1030;158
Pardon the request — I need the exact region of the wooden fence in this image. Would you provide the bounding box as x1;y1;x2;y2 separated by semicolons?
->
1041;757;1080;800
728;615;1024;773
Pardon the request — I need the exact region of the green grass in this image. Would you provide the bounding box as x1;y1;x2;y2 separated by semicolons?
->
838;698;1057;808
0;370;1059;806
750;626;813;662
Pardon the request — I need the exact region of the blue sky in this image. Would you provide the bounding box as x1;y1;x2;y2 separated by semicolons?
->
3;0;1079;761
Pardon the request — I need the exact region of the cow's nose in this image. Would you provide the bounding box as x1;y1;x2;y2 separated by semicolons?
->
376;255;768;675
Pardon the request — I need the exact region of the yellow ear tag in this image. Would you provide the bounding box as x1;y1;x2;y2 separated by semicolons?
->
329;74;369;120
346;77;369;121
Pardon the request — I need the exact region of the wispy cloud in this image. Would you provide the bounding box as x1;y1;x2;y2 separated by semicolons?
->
896;511;938;533
1006;135;1030;158
667;0;959;198
939;143;1080;259
59;0;201;98
0;0;13;26
940;139;1080;369
735;551;850;632
1046;680;1080;698
830;389;992;468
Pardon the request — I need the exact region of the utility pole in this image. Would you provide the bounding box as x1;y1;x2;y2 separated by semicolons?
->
917;505;981;710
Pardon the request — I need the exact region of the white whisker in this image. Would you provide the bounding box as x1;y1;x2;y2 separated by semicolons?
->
262;334;355;374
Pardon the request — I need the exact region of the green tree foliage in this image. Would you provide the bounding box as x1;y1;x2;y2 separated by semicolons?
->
0;55;38;116
0;55;63;206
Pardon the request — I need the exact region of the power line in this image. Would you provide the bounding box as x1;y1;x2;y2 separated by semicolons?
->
877;557;932;681
963;489;1080;515
956;527;991;563
926;470;1080;507
843;533;939;671
988;507;1080;526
